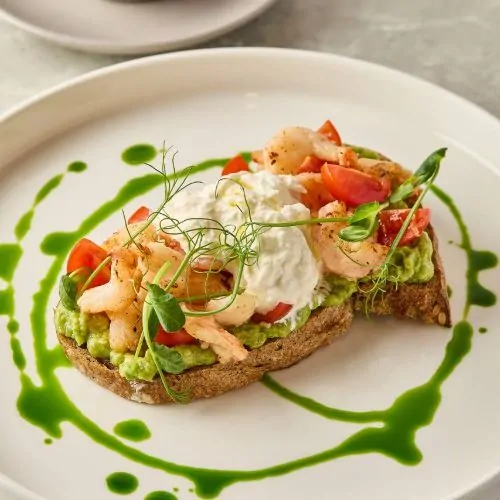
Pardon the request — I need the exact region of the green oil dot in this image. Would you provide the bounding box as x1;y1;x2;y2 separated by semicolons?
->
68;161;87;173
34;174;64;205
11;337;26;370
479;327;488;334
44;438;53;445
446;285;453;298
7;319;19;334
0;287;14;316
106;472;138;495
173;487;179;492
0;244;22;281
114;419;151;442
122;144;157;166
144;492;177;500
15;210;34;241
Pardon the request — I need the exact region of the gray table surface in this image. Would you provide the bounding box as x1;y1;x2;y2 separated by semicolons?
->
1;1;500;499
1;0;500;118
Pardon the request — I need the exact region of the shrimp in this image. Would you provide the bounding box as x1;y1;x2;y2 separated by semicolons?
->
296;172;335;212
78;247;138;314
102;222;156;254
357;158;411;191
138;242;229;301
183;313;248;363
312;201;388;280
137;242;187;298
206;293;256;327
259;127;356;175
108;301;142;353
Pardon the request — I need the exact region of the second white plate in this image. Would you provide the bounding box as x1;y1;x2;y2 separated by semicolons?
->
0;0;276;55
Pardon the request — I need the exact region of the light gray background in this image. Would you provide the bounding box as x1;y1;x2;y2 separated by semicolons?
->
0;1;499;499
1;0;500;118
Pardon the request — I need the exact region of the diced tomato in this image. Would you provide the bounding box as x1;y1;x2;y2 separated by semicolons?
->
221;155;250;176
317;120;342;145
252;303;293;324
321;163;390;207
128;206;150;224
155;326;197;347
66;238;111;288
297;173;335;211
378;208;431;247
297;155;325;174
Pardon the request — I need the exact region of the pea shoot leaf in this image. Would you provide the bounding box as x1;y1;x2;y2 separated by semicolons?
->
146;283;185;332
59;274;79;311
153;343;186;374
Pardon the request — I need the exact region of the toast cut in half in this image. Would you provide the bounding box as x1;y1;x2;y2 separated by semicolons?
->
54;121;451;404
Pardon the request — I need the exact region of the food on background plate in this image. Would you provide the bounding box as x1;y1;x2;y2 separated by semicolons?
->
54;120;451;404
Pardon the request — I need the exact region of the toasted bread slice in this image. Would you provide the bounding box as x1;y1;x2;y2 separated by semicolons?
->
56;150;451;404
354;225;451;326
57;302;353;404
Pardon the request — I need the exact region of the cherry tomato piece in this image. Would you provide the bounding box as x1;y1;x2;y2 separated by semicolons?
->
128;206;150;224
321;163;390;207
378;208;431;247
221;155;250;176
155;326;197;347
317;120;342;145
252;303;293;324
66;238;111;288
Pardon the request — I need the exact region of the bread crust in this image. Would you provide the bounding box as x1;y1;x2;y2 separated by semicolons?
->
58;302;354;404
354;226;451;327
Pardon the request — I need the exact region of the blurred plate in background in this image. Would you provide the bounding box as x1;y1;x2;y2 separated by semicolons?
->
0;0;277;55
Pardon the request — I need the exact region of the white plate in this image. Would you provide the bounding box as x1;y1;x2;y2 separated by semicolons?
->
0;0;276;55
1;48;500;500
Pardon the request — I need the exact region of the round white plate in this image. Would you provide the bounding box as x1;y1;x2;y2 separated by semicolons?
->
0;0;276;55
1;48;500;500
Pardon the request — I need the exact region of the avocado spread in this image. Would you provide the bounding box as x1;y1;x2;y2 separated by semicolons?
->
110;345;217;381
389;231;434;283
54;305;109;347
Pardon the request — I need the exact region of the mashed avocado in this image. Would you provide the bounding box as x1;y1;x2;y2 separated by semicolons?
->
232;276;358;349
110;345;217;381
174;345;217;369
87;331;111;359
54;303;109;347
232;306;312;349
322;275;357;307
389;231;434;283
111;350;158;381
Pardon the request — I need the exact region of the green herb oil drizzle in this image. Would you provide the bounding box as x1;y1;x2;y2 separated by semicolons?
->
431;185;497;314
261;184;496;461
122;144;157;166
114;420;151;442
106;472;139;495
68;161;88;173
145;492;178;500
1;150;497;499
0;166;85;370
